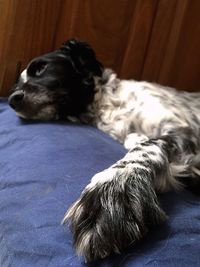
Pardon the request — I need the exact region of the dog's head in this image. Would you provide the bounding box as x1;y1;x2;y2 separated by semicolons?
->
8;39;103;120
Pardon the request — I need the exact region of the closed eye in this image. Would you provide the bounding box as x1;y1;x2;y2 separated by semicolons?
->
35;64;48;76
27;60;48;77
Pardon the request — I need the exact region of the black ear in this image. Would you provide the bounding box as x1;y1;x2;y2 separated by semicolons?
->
60;39;103;77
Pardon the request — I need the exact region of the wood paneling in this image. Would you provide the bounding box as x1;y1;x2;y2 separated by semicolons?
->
0;0;64;96
55;0;139;73
162;0;200;91
119;0;158;79
142;0;200;91
0;0;200;95
141;0;180;82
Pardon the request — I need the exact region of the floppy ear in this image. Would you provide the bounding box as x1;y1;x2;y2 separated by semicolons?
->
60;39;103;77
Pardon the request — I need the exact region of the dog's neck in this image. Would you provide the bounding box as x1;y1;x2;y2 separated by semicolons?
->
79;69;120;122
79;69;138;143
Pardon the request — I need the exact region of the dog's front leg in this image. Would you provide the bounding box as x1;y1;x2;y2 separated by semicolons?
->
62;139;174;262
124;133;149;150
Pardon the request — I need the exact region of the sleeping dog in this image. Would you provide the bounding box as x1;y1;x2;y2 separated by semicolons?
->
9;39;200;262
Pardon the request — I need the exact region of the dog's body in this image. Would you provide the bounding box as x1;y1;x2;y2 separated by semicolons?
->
9;39;200;261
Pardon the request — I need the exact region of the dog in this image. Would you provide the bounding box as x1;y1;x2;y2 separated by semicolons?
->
8;39;200;262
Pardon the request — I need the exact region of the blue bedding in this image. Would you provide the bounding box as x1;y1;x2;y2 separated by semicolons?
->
0;99;199;267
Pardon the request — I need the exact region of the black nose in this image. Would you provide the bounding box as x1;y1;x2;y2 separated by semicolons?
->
8;91;24;110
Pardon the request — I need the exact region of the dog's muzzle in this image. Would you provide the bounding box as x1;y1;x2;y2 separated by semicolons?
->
8;90;25;111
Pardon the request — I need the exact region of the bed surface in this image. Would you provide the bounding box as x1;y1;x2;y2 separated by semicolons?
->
0;99;199;267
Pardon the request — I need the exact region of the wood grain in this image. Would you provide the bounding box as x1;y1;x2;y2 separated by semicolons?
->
55;0;138;73
0;0;64;96
0;0;200;95
142;0;200;91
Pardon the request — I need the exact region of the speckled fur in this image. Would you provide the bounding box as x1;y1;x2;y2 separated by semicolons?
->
64;68;200;261
9;39;200;262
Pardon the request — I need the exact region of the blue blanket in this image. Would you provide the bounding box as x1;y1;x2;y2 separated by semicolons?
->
0;99;199;267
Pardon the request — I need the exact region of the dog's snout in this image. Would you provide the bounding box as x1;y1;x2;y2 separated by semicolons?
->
8;90;24;110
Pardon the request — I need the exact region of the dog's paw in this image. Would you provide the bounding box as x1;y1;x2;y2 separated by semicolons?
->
62;168;167;262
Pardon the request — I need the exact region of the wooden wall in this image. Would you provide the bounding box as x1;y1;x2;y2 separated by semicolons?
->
0;0;200;96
